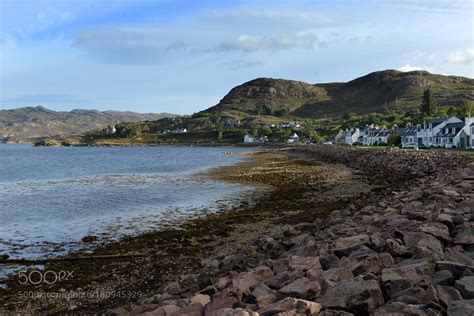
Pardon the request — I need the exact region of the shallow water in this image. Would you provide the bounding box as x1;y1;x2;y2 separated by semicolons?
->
0;145;255;260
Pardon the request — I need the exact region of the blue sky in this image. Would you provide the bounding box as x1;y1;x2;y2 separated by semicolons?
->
0;0;473;114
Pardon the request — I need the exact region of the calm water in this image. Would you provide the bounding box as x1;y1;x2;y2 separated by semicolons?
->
0;145;255;260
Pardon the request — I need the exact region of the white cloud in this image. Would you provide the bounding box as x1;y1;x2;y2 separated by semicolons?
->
218;33;321;52
397;64;434;72
446;49;474;64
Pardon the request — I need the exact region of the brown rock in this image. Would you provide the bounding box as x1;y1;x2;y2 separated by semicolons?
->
455;276;474;299
455;223;474;246
191;294;211;306
147;304;181;316
419;222;451;242
316;280;384;313
381;259;434;297
170;302;203;316
277;277;320;299
447;299;474;315
333;235;370;258
374;302;436;315
217;308;260;316
436;261;474;279
288;256;321;271
259;297;321;316
204;296;238;316
426;284;462;308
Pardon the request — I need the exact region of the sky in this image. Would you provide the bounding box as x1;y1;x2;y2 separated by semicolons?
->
0;0;473;114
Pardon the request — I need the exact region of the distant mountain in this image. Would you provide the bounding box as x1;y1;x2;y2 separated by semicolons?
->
203;70;473;118
0;106;176;142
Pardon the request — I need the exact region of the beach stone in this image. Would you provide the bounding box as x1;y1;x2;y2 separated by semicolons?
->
455;276;474;299
164;282;185;295
333;235;370;258
419;222;451;242
381;259;434;297
288;255;321;271
426;284;462;308
447;299;474;316
373;302;435;316
318;267;353;293
455;223;474;245
255;293;278;309
217;308;259;316
316;280;384;313
259;297;321;316
190;294;210;306
319;310;354;316
442;189;460;197
170;302;203;316
264;271;298;290
277;277;320;299
436;261;474;279
432;270;454;285
148;304;181;316
204;296;238;316
232;266;274;293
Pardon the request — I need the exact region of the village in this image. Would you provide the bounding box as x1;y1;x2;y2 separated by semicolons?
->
243;116;474;150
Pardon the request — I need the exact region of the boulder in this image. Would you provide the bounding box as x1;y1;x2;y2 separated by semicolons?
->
432;270;454;285
381;259;434;297
288;256;321;271
145;305;181;316
426;284;462;308
333;235;370;258
232;266;274;299
204;296;238;316
455;276;474;299
374;302;436;316
191;294;211;306
170;302;203;316
259;297;321;316
436;261;474;279
447;299;474;316
277;277;321;299
316;280;384;314
217;308;260;316
455;224;474;246
419;222;451;242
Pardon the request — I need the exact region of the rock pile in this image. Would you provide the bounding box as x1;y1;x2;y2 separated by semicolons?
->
116;146;473;315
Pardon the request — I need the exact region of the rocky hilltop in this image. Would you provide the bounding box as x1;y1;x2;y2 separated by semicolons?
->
0;106;176;142
204;70;473;118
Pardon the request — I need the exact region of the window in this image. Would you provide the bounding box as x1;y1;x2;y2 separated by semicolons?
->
449;138;453;143
429;124;432;129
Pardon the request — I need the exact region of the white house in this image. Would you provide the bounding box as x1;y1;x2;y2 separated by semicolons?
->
403;117;473;149
417;117;462;147
336;128;361;145
172;128;187;134
244;134;256;143
287;133;300;144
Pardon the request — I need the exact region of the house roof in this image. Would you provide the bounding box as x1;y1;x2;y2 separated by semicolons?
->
401;127;417;136
428;117;447;127
444;122;465;129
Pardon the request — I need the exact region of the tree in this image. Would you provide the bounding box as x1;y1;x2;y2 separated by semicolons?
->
420;88;438;116
459;101;474;117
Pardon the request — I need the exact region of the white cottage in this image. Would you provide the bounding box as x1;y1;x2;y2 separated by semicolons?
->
287;133;300;144
244;134;256;143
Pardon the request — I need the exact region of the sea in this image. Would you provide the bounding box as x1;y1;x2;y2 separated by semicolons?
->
0;145;256;262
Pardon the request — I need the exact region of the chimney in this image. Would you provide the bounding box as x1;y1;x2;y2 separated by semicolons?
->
465;117;474;127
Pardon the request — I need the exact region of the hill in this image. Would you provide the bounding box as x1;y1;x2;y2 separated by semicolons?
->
203;70;473;119
0;106;176;142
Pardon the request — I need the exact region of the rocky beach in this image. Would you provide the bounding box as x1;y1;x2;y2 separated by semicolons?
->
1;145;473;315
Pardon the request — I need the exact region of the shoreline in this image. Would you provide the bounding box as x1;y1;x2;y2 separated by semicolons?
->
1;145;472;315
1;146;373;314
